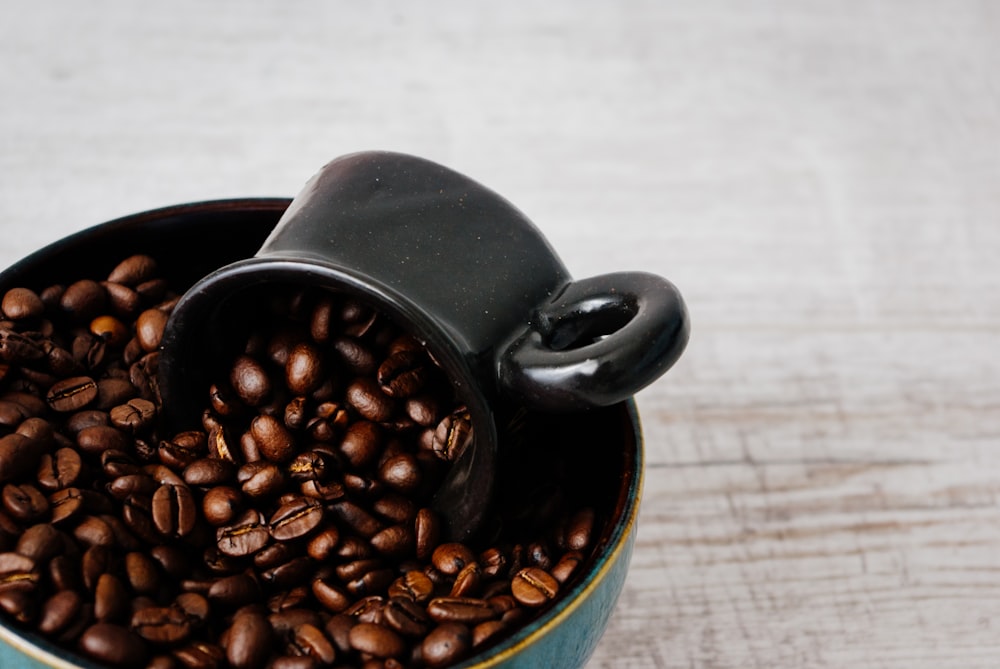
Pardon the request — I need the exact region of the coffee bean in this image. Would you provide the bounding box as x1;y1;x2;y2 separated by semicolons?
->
151;484;197;538
172;641;226;669
110;398;157;433
47;376;99;412
239;461;285;499
2;483;49;521
159;431;207;470
269;497;324;542
208;572;262;609
60;280;107;322
79;622;147;668
426;596;497;625
260;556;313;589
91;315;130;347
183;458;235;487
2;288;45;321
14;523;62;562
370;524;415;558
290;623;336;665
414;508;442;562
131;606;191;646
202;486;243;527
0;433;42;483
421;622;471;668
102;282;142;318
331;336;377;375
95;572;130;622
384;596;432;637
510;567;559;608
226;610;272;669
0;551;39;594
125;551;161;595
449;562;483;599
77;424;129;456
431;409;473;462
378;453;422;494
36;447;82;491
217;510;270;557
38;589;83;636
136;308;169;353
73;515;117;548
269;606;322;633
349;621;406;659
346;378;395;423
339;420;382;470
431;543;476;577
108;474;158;501
471;618;508;649
230;355;271;407
330;500;383;539
378;350;430;398
271;656;317;669
312;576;351;614
250;413;295;463
48;487;85;524
285;342;325;396
105;255;155;286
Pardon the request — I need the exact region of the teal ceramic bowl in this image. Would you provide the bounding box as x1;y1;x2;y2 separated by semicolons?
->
0;199;644;669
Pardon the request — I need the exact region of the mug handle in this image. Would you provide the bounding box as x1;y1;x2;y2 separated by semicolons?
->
498;272;689;411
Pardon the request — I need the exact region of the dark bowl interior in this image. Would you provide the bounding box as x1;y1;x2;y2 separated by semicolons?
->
0;199;639;669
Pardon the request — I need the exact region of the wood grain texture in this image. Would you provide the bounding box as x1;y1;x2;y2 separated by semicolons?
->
2;2;1000;667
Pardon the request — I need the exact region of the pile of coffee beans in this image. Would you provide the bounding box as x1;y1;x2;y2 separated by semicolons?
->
0;255;602;669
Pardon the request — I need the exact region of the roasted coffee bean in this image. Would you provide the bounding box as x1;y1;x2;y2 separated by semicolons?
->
349;621;406;659
471;619;508;649
330;500;383;539
0;551;39;593
331;336;377;375
290;622;337;665
0;400;31;428
105;255;156;287
102;282;142;317
271;655;317;669
151;484;197;538
306;524;340;562
426;597;497;625
449;562;483;598
110;398;157;433
260;556;313;588
268;606;322;633
388;570;434;604
14;523;62;562
565;507;596;552
551;550;585;584
217;510;270;557
414;508;442;561
511;567;559;607
144;464;187;488
431;409;473;462
38;589;83;636
339;421;382;470
48;554;80;592
60;280;107;321
0;329;45;364
370;524;415;558
46;376;98;412
77;424;129;455
183;458;235;487
124;551;161;594
202;486;243;527
239;461;285;499
420;622;471;668
346;378;395;423
122;495;160;545
36;447;82;491
378;453;422;494
378;350;430;398
91;315;130;347
230;355;271;407
73;515;117;548
172;641;226;669
384;596;432;637
431;543;476;576
48;487;85;524
135;308;169;353
94;572;130;622
344;567;394;598
159;431;208;470
101;448;141;477
269;497;324;542
2;483;49;521
312;577;352;613
285;342;325;396
208;572;262;608
2;287;45;321
226;610;272;669
130;605;192;645
79;622;148;668
250;413;296;463
108;473;158;501
0;433;42;483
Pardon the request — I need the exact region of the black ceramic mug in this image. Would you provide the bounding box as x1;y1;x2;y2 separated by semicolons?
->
158;150;689;537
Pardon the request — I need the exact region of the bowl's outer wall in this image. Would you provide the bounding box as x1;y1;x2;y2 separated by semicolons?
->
0;200;642;669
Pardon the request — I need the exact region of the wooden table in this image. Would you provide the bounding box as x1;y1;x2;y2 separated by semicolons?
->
2;2;999;667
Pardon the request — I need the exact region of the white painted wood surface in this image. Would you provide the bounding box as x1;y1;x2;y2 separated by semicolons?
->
3;2;1000;667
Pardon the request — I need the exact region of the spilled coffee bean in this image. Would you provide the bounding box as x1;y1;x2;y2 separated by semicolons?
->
0;256;604;668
